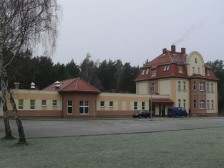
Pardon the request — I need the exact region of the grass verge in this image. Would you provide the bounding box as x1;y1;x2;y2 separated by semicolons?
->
0;128;224;168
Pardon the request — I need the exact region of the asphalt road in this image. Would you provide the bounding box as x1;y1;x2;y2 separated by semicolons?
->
1;117;224;139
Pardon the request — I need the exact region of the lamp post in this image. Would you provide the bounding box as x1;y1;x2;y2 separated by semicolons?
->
150;86;153;118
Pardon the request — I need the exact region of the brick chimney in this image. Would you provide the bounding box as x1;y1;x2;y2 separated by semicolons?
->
163;48;167;54
171;45;176;52
181;48;186;54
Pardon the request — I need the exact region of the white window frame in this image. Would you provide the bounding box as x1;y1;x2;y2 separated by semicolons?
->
178;66;183;73
141;69;145;75
194;100;197;109
211;100;214;110
109;101;114;107
151;69;156;76
199;82;205;91
183;99;186;109
177;81;181;91
206;83;210;92
193;81;197;91
206;100;210;109
142;102;145;110
145;68;149;75
183;81;186;91
200;100;205;109
211;83;214;93
42;100;47;106
178;99;181;107
30;99;35;110
67;100;73;115
134;102;138;110
151;83;155;92
18;99;24;110
100;101;105;107
52;100;57;106
80;100;89;115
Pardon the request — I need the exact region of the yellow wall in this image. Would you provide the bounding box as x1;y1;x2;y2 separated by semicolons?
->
136;81;149;94
6;89;62;111
187;51;205;76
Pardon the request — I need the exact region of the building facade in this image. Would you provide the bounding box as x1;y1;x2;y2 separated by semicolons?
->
135;45;218;116
1;46;218;118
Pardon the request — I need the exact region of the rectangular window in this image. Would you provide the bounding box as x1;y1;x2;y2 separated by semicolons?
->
178;99;181;107
193;67;195;73
207;69;210;76
151;69;156;76
109;101;113;107
18;99;24;109
183;99;186;109
145;69;149;75
183;81;186;91
193;81;197;91
207;100;210;109
52;100;57;106
30;99;35;110
151;83;155;92
211;100;214;109
199;82;205;91
163;65;169;71
177;81;181;91
141;69;145;75
194;100;197;109
178;66;183;73
142;102;145;110
200;100;205;109
211;83;214;93
206;83;209;92
80;100;89;114
198;67;200;74
100;101;104;107
42;100;47;106
134;102;138;110
67;101;72;114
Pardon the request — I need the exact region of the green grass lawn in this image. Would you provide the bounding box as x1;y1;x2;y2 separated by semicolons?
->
0;128;224;168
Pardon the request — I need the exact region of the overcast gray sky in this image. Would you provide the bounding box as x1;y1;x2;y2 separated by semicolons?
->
53;0;224;66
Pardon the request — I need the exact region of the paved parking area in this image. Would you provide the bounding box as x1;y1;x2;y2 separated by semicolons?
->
1;117;224;138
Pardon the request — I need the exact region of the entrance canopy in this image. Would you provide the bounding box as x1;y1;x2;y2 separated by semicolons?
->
149;98;173;104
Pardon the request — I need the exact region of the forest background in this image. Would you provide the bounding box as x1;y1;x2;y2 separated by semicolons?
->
6;50;224;113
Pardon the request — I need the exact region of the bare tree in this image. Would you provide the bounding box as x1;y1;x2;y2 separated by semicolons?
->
0;0;60;144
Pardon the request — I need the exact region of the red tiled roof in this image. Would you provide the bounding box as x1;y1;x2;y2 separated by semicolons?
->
135;47;218;81
43;77;101;93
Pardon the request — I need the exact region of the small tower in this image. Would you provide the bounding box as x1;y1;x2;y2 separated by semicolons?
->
30;82;35;89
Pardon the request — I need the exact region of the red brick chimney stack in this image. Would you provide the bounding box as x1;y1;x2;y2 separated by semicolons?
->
171;45;176;52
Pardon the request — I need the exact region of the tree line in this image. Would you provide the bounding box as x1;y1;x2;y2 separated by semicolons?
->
6;50;224;113
7;51;140;93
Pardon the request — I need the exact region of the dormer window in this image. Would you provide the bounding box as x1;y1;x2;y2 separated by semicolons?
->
207;69;210;76
151;69;156;76
141;69;145;75
163;65;169;71
178;66;183;73
145;68;149;75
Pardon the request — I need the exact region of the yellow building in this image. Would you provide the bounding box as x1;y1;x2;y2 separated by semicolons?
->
135;45;218;116
0;46;218;118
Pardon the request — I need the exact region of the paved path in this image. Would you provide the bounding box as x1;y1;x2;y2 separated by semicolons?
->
1;117;224;138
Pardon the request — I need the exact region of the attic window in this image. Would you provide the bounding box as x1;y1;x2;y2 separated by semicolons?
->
207;69;210;76
145;68;149;75
163;65;169;71
141;69;145;75
151;69;156;76
178;66;183;73
195;58;198;64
